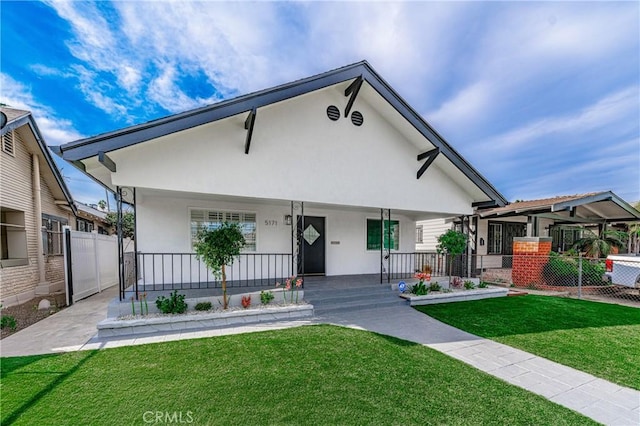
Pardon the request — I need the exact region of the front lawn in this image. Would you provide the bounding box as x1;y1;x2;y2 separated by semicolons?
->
1;325;594;425
416;295;640;389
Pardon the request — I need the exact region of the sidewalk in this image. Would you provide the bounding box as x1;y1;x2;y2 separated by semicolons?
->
0;286;117;357
1;290;638;425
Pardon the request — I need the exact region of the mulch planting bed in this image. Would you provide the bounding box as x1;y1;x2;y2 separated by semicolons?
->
1;295;66;340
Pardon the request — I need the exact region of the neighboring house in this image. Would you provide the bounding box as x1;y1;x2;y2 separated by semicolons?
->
55;61;507;292
76;202;111;235
417;192;640;269
0;107;77;307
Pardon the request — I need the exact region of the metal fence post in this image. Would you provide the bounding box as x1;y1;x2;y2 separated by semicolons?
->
577;253;583;299
480;255;483;283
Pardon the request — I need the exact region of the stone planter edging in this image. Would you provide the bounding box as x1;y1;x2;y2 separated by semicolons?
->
108;288;303;318
97;304;313;338
399;286;508;306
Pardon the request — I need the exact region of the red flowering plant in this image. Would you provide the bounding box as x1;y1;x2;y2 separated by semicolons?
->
241;295;252;309
276;275;303;304
410;272;432;296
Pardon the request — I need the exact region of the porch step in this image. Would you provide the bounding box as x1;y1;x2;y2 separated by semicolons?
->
305;286;406;314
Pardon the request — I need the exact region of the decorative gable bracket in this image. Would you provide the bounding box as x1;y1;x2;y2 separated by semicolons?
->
416;148;439;179
244;108;257;154
344;75;363;118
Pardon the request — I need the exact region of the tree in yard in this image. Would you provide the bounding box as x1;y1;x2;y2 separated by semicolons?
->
105;211;135;239
436;229;468;283
193;222;246;309
572;229;627;258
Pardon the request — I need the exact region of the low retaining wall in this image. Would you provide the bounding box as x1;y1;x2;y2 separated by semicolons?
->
399;286;508;306
97;304;314;338
108;288;303;318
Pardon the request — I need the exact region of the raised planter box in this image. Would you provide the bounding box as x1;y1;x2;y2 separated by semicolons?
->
399;286;508;306
390;277;480;292
108;288;303;318
97;303;314;338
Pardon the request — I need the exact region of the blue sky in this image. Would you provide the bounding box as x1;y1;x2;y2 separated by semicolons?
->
2;1;638;205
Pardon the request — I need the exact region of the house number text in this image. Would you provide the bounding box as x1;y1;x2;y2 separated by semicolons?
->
264;220;278;226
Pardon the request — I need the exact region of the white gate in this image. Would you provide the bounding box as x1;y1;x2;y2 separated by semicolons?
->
63;229;119;304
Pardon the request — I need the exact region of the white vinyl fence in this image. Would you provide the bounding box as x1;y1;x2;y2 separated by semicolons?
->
63;229;132;304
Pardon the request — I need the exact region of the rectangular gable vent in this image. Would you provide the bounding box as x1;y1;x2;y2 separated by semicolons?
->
2;131;14;156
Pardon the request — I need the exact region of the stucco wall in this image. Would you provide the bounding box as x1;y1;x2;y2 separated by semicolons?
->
136;190;416;277
105;86;475;216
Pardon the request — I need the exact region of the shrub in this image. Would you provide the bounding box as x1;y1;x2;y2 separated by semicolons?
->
195;302;212;311
156;290;188;314
260;290;274;305
450;276;463;289
542;252;609;287
463;280;475;290
478;281;488;288
1;315;17;330
410;281;429;296
428;282;442;292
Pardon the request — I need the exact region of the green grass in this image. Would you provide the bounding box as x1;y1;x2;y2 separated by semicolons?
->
416;295;640;389
1;325;594;425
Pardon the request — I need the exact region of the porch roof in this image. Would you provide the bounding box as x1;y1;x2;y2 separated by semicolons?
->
53;60;507;207
477;191;640;223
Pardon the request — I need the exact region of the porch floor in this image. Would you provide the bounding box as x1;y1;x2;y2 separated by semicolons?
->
124;274;390;298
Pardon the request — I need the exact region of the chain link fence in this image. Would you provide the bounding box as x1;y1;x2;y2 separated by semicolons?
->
472;254;640;306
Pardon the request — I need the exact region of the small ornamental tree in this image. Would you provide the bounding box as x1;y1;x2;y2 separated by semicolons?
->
436;229;468;283
193;222;245;309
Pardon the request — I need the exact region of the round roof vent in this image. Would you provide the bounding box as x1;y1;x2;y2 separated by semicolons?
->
326;105;340;121
351;111;364;126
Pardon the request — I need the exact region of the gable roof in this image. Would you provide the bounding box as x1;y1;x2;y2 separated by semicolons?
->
55;60;507;206
478;191;640;222
1;106;77;215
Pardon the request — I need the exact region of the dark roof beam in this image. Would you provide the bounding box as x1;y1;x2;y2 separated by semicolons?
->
98;151;116;173
344;75;363;118
416;148;439;179
244;108;257;155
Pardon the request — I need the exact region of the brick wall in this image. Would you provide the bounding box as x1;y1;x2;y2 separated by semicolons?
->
512;237;552;287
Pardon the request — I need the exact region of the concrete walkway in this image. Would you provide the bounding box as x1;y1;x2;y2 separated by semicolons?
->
1;289;638;425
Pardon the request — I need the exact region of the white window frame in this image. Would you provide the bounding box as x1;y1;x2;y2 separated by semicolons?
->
488;222;503;255
189;208;257;252
1;207;28;267
416;225;424;244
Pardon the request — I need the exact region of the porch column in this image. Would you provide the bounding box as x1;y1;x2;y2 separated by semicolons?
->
133;188;138;298
116;186;124;301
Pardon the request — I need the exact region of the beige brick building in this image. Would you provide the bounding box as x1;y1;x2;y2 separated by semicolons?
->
1;107;77;307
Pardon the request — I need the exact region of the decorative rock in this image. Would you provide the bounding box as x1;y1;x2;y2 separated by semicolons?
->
38;299;51;310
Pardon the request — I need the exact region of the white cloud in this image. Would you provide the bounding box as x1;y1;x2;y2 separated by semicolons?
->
483;86;639;150
0;73;83;145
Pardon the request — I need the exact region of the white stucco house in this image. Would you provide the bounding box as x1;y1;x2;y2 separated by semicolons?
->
54;61;507;297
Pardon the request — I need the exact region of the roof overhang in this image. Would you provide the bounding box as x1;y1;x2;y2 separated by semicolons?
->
1;110;77;216
55;61;507;207
479;191;640;223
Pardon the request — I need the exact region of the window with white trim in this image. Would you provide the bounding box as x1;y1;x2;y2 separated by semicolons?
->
488;223;502;254
2;130;15;156
1;207;28;267
190;210;256;251
416;225;423;244
42;214;67;255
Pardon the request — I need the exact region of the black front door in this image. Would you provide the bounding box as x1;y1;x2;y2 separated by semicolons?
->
297;216;325;276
